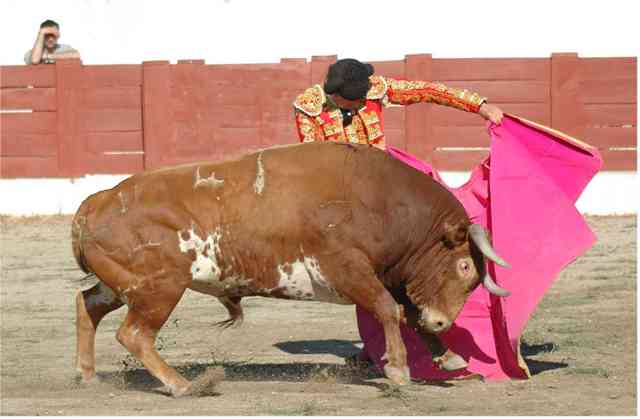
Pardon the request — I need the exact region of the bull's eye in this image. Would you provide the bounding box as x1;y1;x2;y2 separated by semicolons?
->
460;261;470;272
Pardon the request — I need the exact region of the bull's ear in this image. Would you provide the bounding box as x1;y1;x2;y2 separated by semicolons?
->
442;221;468;248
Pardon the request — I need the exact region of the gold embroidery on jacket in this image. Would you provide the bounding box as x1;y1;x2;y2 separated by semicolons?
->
366;75;388;100
386;77;486;112
293;85;326;116
296;113;322;143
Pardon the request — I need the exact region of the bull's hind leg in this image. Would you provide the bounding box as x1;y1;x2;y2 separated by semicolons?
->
214;296;244;329
314;249;410;385
76;282;124;382
115;286;223;397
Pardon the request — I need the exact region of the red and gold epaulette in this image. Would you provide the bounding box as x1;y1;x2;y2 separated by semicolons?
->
293;85;326;116
366;75;388;100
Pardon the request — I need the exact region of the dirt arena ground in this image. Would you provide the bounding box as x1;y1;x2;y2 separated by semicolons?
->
0;215;636;415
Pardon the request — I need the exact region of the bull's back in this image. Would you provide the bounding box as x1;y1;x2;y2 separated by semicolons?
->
72;143;352;281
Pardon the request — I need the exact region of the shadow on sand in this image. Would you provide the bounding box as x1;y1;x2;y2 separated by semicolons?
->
93;339;566;395
520;341;568;375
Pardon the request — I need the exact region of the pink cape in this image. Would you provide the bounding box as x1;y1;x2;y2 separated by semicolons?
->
356;114;603;380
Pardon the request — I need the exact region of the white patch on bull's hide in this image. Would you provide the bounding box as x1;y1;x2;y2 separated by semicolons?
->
85;282;117;308
304;257;352;304
177;227;223;282
177;226;251;296
117;191;127;214
254;152;265;195
276;260;315;300
194;166;224;189
274;257;352;304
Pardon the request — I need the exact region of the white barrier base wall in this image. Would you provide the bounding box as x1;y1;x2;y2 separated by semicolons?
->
0;172;637;216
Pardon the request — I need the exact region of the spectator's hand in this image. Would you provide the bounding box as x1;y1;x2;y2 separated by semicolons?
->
39;27;59;38
479;103;504;125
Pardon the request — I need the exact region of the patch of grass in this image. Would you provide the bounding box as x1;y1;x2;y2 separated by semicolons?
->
550;295;594;307
379;384;415;404
267;401;323;416
307;365;339;384
565;366;610;378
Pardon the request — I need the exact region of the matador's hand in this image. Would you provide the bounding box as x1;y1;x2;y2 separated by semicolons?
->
479;103;504;125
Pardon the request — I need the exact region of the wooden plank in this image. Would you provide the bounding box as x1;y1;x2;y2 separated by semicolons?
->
0;65;56;88
369;60;405;78
0;87;56;111
382;107;405;129
580;57;637;81
583;104;637;126
170;123;215;156
0;156;59;178
260;121;299;147
78;109;142;132
599;150;637;171
432;58;550;81
1;112;56;134
429;103;550;126
431;126;492;148
84;131;144;153
430;150;490;171
214;127;263;154
580;78;637;104
81;65;142;87
384;128;405;150
192;106;261;128
435;81;550;103
584;126;637;148
80;87;141;109
1;133;57;156
311;55;336;85
83;153;144;174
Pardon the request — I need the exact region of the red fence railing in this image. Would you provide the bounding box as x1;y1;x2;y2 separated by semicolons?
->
1;53;636;178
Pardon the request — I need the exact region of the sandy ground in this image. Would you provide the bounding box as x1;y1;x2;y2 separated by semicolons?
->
0;215;636;416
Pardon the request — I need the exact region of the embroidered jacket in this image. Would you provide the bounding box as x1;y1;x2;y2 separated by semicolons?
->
293;75;487;149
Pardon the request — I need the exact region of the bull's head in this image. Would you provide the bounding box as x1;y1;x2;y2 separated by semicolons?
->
415;222;511;334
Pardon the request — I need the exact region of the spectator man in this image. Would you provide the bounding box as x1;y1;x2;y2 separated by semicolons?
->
25;20;81;65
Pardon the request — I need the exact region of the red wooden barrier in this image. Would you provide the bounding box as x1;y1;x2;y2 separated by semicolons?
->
0;54;636;178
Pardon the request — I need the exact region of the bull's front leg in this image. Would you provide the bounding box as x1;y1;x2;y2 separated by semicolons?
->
403;304;468;372
316;249;410;385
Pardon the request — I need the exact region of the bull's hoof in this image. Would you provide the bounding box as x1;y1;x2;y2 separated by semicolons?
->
172;367;225;398
383;365;411;385
75;367;97;384
434;350;468;372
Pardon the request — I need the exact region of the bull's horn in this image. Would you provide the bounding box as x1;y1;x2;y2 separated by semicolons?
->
468;224;511;268
483;272;511;297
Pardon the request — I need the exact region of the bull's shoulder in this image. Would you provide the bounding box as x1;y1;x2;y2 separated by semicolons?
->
293;85;326;117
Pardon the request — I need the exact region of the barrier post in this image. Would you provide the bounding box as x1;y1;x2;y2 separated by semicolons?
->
142;60;172;170
551;52;585;139
55;59;83;177
404;54;433;159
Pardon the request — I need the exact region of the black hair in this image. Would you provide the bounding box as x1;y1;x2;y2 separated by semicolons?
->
324;58;375;101
40;20;59;29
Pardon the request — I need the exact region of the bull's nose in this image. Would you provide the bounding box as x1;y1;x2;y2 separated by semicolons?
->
421;309;452;333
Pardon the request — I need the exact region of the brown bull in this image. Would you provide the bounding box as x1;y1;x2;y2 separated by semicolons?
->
71;142;509;396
